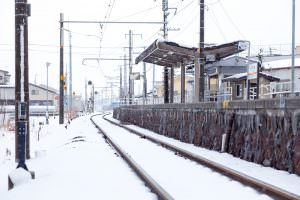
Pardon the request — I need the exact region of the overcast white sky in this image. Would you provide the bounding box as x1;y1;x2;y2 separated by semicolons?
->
0;0;299;96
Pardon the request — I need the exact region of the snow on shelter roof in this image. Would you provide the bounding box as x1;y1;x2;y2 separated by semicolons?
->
135;39;249;67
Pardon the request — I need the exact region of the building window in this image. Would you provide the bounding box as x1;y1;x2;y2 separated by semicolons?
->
31;89;39;95
209;75;218;91
236;84;243;97
0;75;3;81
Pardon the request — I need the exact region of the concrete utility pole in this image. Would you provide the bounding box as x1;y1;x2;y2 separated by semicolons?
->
46;62;51;125
126;30;142;104
128;30;133;104
68;31;73;116
15;0;31;167
123;54;128;104
59;13;64;124
199;0;205;101
291;0;296;96
143;61;147;104
256;52;263;99
119;65;123;101
153;64;156;104
85;78;87;112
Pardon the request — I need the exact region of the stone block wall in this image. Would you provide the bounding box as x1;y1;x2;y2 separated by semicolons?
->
113;98;300;176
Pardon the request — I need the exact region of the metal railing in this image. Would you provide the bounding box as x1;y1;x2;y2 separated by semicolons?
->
261;81;300;98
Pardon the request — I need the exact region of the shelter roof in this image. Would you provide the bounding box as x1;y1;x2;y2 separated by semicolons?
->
135;39;249;67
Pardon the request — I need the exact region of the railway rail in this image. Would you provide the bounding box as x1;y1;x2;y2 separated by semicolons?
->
99;114;300;200
90;114;174;200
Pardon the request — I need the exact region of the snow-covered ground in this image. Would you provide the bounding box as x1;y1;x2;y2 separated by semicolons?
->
0;114;156;200
1;113;299;200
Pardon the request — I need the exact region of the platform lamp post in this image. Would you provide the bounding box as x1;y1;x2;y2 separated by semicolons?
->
46;62;51;124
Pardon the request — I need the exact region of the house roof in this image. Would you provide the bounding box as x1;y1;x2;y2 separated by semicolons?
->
205;56;257;69
222;72;280;82
135;39;249;67
30;83;58;94
0;83;58;94
0;69;9;73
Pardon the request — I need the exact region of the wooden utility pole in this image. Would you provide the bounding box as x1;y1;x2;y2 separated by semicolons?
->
15;0;31;167
163;0;169;103
199;0;205;101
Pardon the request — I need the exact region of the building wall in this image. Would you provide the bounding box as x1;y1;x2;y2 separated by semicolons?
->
0;70;10;85
263;68;300;92
231;81;245;100
0;85;58;107
114;98;300;176
156;75;194;98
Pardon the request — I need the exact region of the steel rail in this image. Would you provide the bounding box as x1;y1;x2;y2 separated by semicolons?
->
103;115;300;200
90;114;174;200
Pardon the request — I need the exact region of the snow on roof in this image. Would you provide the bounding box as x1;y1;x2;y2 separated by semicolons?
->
0;84;14;88
223;72;247;80
263;57;300;69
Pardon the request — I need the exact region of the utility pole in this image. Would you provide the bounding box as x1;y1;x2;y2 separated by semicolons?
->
46;62;50;125
15;0;31;168
126;30;142;104
199;0;205;101
119;65;123;101
143;61;147;104
153;64;155;104
85;78;87;112
162;0;169;103
92;84;95;112
128;30;133;104
256;52;263;99
123;54;127;104
291;0;296;96
68;31;72;117
59;13;64;124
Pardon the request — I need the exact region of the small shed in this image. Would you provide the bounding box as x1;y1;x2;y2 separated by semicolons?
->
222;72;280;100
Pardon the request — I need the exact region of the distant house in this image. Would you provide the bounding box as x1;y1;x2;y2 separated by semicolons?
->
0;69;11;85
204;56;257;101
222;72;280;100
155;75;194;102
0;83;58;106
261;57;300;96
296;46;300;55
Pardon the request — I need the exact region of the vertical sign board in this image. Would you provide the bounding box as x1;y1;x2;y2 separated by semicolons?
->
248;65;257;80
17;103;27;169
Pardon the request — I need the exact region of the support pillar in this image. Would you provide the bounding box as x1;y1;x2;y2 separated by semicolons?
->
194;54;200;102
180;63;185;103
170;67;174;103
164;67;169;103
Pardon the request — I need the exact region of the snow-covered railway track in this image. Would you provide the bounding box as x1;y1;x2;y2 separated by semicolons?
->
99;114;300;200
90;114;174;200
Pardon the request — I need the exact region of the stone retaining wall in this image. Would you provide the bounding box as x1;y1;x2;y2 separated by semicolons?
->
113;98;300;176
